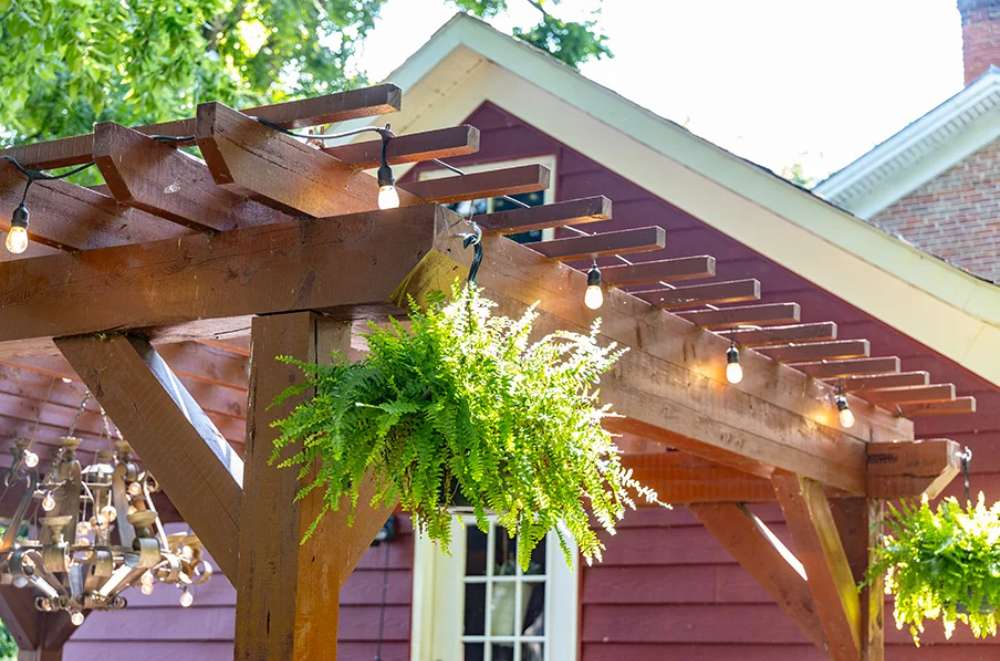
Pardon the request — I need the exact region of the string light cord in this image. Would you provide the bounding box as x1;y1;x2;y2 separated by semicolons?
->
960;446;974;504
256;118;394;143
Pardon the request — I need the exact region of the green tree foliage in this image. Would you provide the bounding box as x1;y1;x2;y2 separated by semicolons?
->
271;284;661;570
0;624;14;660
0;0;609;143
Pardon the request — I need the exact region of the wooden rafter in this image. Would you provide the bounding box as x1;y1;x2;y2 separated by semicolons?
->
401;164;550;203
860;383;955;406
634;279;761;309
2;84;402;169
324;125;480;168
94;122;292;231
716;322;838;347
793;357;901;379
899;396;976;417
479;196;612;234
838;371;929;392
56;335;243;579
760;340;870;364
676;302;800;329
600;255;716;286
532;226;666;260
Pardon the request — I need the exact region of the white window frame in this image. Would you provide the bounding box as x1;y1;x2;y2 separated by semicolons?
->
416;155;558;241
411;515;578;661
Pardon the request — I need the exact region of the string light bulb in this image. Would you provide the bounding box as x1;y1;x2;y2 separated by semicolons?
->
725;343;743;384
376;132;399;210
179;588;194;608
5;203;29;254
835;393;855;429
100;504;118;525
41;491;56;512
70;611;85;626
584;264;604;310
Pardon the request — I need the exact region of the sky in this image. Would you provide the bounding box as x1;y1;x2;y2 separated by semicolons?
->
352;0;965;182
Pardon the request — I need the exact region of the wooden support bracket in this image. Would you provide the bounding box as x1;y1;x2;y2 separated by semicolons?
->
56;335;243;579
773;471;861;661
867;439;961;499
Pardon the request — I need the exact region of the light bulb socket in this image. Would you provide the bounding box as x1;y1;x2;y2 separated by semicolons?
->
11;203;29;230
377;163;394;188
726;344;740;364
835;394;849;412
586;266;601;287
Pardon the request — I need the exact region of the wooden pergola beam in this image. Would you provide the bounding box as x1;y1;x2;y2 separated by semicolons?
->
760;340;870;364
401;164;551;203
479;196;612;235
324;125;480;168
625;453;776;503
0;585;74;660
94;122;291;231
716;322;838;347
3;84;402;169
867;439;961;499
635;279;761;309
56;335;243;579
532;226;666;260
773;471;861;661
676;303;801;329
690;503;826;650
1;163;188;250
0;204;446;357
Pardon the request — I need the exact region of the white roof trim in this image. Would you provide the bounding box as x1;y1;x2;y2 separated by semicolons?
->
361;13;1000;387
814;67;1000;217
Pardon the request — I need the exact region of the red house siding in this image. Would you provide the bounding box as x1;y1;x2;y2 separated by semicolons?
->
59;101;1000;659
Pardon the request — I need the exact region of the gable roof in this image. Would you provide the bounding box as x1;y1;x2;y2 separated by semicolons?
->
354;13;1000;387
814;66;1000;217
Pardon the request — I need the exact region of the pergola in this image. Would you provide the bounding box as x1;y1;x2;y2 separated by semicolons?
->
0;83;971;661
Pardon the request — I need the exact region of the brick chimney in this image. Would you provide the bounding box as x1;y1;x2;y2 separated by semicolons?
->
959;0;1000;84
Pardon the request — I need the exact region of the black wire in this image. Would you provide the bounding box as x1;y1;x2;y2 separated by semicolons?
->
1;156;95;182
148;134;196;144
373;540;391;661
961;446;973;504
256;117;392;143
464;234;483;285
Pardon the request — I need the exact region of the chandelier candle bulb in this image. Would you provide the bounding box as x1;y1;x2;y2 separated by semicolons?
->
725;344;743;384
584;265;604;310
22;449;38;468
41;491;56;512
179;588;194;608
70;611;85;626
100;504;118;524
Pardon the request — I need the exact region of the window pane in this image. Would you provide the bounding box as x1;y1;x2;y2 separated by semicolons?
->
520;582;546;636
493;191;543;211
466;525;488;576
525;538;546;575
522;642;544;661
491;643;515;661
464;643;485;661
493;527;517;576
464;583;486;636
490;582;516;635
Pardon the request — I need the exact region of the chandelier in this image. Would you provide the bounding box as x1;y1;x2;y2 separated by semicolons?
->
0;403;212;626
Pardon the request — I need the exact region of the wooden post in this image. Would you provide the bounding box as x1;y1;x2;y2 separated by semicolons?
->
234;313;394;660
831;498;885;661
0;586;74;661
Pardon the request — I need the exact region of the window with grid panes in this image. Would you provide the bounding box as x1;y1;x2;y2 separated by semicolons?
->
411;514;578;661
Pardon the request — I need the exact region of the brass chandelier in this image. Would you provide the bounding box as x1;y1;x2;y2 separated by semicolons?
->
0;399;211;626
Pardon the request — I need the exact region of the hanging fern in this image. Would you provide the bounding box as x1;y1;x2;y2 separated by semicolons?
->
270;283;663;569
866;494;1000;645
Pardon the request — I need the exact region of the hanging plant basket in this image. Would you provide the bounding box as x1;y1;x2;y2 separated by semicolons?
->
867;494;1000;645
270;283;663;569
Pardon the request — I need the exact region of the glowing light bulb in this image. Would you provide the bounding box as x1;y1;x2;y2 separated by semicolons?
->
584;266;603;310
725;345;743;384
5;227;28;254
41;491;56;512
179;589;194;608
22;450;38;468
12;575;28;589
100;505;118;524
377;184;400;210
70;611;85;626
127;481;143;497
140;572;155;596
836;395;855;429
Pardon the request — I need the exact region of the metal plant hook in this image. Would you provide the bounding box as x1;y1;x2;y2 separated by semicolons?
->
960;446;974;504
461;220;483;285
